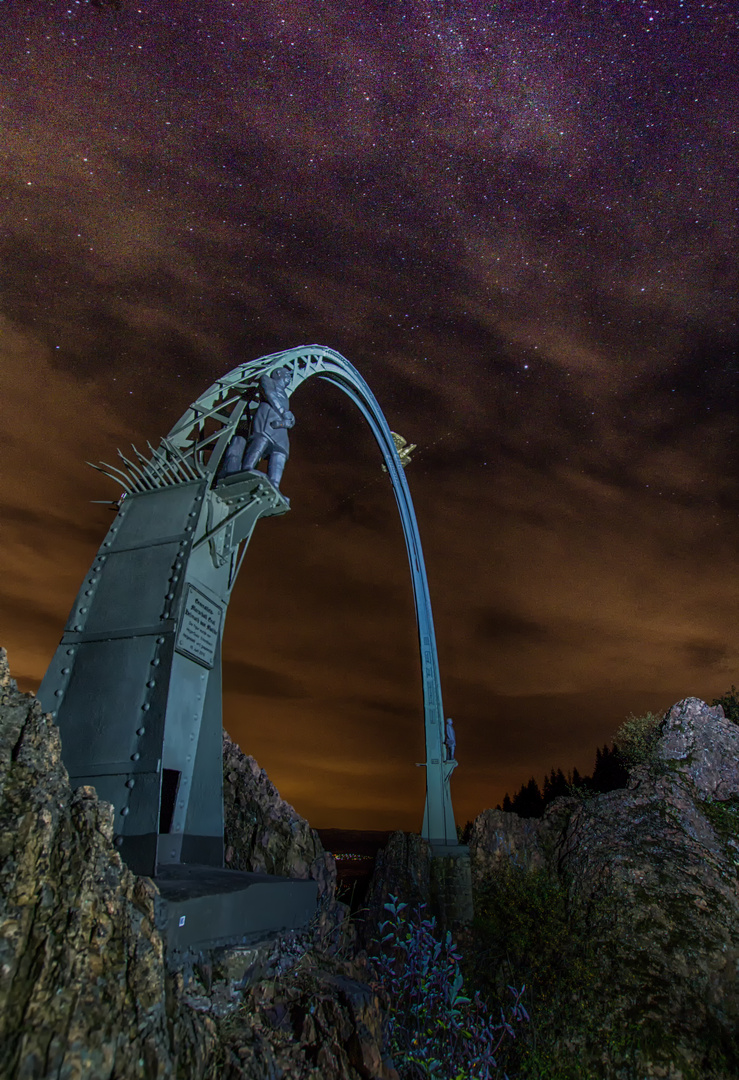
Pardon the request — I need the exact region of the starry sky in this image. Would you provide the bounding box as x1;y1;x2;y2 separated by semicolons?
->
1;0;738;831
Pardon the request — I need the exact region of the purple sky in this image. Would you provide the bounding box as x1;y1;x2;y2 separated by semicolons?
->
1;0;737;829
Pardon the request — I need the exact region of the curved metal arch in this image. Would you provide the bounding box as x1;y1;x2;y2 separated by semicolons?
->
163;346;458;846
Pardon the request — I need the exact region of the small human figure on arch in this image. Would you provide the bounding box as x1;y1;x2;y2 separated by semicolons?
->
220;368;295;492
444;716;456;761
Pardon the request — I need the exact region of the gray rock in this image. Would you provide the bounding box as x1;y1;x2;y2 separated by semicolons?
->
222;731;353;957
0;647;394;1080
469;696;739;1077
0;646;216;1080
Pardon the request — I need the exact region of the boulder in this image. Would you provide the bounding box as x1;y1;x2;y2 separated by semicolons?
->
470;794;578;881
356;831;432;950
222;731;353;956
469;697;739;1077
0;646;216;1080
0;647;395;1080
357;830;473;949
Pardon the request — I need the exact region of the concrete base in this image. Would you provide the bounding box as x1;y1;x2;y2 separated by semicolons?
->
429;846;474;927
153;864;319;959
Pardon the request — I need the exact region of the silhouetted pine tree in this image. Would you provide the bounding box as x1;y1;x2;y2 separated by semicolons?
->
508;777;545;818
497;743;628;817
542;767;569;803
591;744;628;792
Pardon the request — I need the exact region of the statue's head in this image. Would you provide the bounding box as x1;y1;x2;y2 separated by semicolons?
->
271;367;292;387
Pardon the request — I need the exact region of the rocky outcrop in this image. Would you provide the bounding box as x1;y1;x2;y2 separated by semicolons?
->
470;795;578;879
357;831;432;950
211;953;399;1080
0;646;216;1080
0;647;395;1080
470;697;739;1078
358;830;473;949
222;731;352;956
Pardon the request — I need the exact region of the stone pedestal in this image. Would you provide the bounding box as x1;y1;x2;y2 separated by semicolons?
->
429;843;474;929
360;832;473;947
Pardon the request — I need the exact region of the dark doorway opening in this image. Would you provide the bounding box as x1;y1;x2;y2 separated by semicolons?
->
159;769;181;834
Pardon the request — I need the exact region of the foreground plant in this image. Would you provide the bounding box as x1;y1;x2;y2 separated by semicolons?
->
367;894;528;1079
613;710;663;769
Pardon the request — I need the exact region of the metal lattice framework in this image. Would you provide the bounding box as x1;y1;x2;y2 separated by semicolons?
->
89;345;458;846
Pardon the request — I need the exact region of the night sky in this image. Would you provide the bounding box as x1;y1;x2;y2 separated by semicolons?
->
2;0;738;831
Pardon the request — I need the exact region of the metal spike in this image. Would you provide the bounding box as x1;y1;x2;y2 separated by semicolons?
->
147;442;181;486
118;449;156;490
87;461;133;493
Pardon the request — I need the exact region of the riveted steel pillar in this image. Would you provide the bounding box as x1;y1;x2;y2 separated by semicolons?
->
38;471;287;877
39;344;461;882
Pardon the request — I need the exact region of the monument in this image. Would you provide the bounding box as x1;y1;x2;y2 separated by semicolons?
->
38;346;465;947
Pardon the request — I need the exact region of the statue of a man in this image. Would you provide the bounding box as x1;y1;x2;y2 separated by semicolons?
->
444;717;456;761
220;368;295;492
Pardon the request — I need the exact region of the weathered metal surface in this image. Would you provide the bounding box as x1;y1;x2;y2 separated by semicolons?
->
39;345;458;886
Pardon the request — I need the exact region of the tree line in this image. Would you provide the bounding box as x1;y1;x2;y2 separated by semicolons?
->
496;743;628;819
493;685;739;821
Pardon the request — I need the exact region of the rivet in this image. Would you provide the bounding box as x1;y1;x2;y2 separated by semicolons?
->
189;510;197;517
103;541;111;547
55;690;63;697
185;525;193;532
98;556;107;563
170;575;179;582
142;703;150;711
186;755;191;763
146;680;156;688
126;779;135;789
78;607;87;614
166;593;174;600
156;637;165;644
151;659;160;667
137;727;146;736
66;648;75;655
84;590;93;597
73;625;82;631
131;752;140;761
61;667;70;674
121;807;129;816
115;836;124;848
161;611;170;619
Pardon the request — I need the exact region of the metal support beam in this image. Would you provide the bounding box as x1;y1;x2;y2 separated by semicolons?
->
39;346;458;882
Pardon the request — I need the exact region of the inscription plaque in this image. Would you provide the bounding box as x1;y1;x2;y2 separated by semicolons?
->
175;585;222;668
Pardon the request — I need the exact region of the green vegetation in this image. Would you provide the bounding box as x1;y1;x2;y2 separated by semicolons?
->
702;794;739;845
612;710;663;768
713;685;739;724
367;895;527;1078
459;861;605;1078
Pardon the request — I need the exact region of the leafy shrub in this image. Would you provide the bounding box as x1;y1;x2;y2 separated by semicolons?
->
612;711;663;768
463;863;605;1079
367;894;528;1079
713;685;739;724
